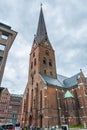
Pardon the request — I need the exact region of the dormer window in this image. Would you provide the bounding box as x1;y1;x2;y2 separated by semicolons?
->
43;57;46;64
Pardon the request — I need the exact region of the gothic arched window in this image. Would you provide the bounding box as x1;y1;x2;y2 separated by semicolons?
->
49;59;52;66
43;57;46;64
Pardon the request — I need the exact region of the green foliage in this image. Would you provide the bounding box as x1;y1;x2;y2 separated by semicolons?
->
69;125;84;128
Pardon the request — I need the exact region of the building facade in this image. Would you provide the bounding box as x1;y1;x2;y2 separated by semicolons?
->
0;87;22;124
0;23;17;85
20;6;87;128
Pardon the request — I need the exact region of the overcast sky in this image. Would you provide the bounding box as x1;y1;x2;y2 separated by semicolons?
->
1;0;87;94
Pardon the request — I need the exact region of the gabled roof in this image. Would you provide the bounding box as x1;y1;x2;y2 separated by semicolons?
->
39;74;64;88
39;72;81;88
64;90;73;98
35;6;48;44
63;72;81;88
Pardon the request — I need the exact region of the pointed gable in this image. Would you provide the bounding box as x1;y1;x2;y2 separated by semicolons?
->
64;90;73;98
35;5;48;44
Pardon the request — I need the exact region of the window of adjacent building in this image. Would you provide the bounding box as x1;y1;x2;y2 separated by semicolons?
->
49;59;52;66
32;76;34;85
34;58;36;66
45;50;49;56
0;43;6;51
1;33;8;40
43;57;46;64
0;56;3;65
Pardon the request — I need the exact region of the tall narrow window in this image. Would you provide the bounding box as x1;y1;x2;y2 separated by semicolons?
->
74;90;80;109
34;58;36;66
32;76;34;85
49;59;52;66
31;62;33;69
40;91;42;110
68;102;73;111
43;57;46;64
58;92;62;108
1;33;8;40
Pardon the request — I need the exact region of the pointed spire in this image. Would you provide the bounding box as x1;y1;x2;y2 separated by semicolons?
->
36;4;48;43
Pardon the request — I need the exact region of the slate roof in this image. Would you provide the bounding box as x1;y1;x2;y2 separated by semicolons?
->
39;74;64;88
63;72;81;88
35;6;48;44
40;72;81;88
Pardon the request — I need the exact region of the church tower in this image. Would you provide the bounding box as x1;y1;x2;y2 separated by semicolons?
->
26;5;57;128
21;5;87;128
29;5;57;84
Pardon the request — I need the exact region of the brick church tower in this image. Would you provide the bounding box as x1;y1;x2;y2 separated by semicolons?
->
20;5;87;128
24;6;59;128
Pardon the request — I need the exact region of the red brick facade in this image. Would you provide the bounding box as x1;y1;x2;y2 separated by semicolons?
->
20;6;87;128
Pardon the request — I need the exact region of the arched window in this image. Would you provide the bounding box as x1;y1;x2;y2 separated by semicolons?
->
43;57;46;64
49;59;52;66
